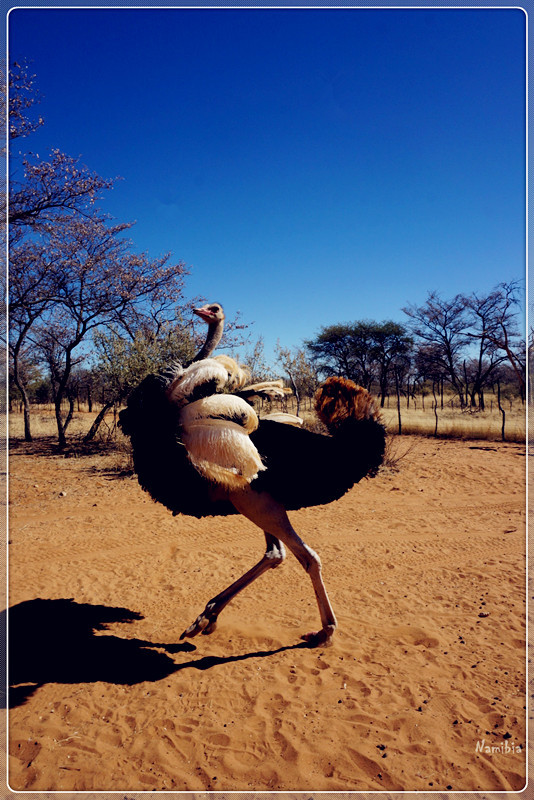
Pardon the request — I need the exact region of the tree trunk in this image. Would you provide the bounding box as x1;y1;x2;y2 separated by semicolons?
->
52;386;75;448
11;375;33;443
83;400;114;443
463;360;469;408
54;399;67;449
22;390;32;442
64;396;75;433
432;381;439;436
287;369;300;416
380;376;387;408
12;336;33;441
51;341;79;447
394;368;402;435
13;377;33;442
497;379;506;441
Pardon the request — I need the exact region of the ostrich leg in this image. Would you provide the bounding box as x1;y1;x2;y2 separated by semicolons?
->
229;487;337;647
180;532;286;639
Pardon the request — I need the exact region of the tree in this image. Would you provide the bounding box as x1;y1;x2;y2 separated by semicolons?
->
369;321;412;407
306;324;357;381
463;288;512;408
8;60;44;142
9;236;63;439
306;319;411;403
241;336;275;384
276;344;318;415
403;292;470;405
465;281;525;401
8;62;253;448
86;322;197;442
26;214;189;447
306;322;377;387
7;62;117;439
9;149;115;228
8;64;112;228
404;284;525;411
528;318;534;408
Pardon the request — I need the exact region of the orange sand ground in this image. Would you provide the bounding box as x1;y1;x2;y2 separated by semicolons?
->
5;435;527;793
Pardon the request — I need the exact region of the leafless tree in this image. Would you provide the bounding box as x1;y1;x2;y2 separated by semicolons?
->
464;280;525;400
241;336;275;384
403;292;470;406
276;344;319;415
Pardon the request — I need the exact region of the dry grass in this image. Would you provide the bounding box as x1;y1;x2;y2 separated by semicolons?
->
9;410;97;440
379;403;526;442
8;406;133;472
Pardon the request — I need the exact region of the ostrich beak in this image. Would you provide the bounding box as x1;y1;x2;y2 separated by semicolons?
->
193;306;213;323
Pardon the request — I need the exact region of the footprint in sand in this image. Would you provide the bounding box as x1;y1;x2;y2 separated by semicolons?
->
205;733;231;747
391;626;442;650
309;658;331;677
176;717;200;734
271;692;290;709
273;728;299;761
354;680;372;697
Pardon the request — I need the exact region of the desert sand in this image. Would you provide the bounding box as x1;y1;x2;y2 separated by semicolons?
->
6;433;527;793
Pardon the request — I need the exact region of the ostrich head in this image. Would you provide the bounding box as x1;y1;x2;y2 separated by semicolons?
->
192;302;225;361
193;302;225;325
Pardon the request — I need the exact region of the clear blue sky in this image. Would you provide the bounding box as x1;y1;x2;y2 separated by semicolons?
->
8;7;526;362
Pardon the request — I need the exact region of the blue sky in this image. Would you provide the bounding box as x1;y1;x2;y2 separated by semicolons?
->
8;7;526;363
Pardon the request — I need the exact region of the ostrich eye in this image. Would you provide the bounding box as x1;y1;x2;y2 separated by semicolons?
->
209;305;220;312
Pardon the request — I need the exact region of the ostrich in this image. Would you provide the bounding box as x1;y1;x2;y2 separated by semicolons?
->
119;304;386;647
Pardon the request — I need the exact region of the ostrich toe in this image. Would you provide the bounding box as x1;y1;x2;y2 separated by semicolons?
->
180;604;218;639
300;624;336;647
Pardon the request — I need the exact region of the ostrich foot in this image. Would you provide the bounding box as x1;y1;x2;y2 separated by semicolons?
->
300;624;336;647
180;606;218;639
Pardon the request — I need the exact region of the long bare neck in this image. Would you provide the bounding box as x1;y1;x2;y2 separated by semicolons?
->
194;319;224;361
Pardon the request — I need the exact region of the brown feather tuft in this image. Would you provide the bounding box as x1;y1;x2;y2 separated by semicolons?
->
314;377;381;431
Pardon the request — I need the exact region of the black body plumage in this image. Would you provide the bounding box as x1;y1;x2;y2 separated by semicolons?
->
250;418;385;510
119;370;386;518
119;372;235;517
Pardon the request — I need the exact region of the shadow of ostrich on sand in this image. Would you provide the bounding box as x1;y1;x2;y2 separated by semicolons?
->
6;598;310;708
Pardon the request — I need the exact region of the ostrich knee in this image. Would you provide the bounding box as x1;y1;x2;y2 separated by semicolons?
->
295;542;322;575
265;534;286;567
